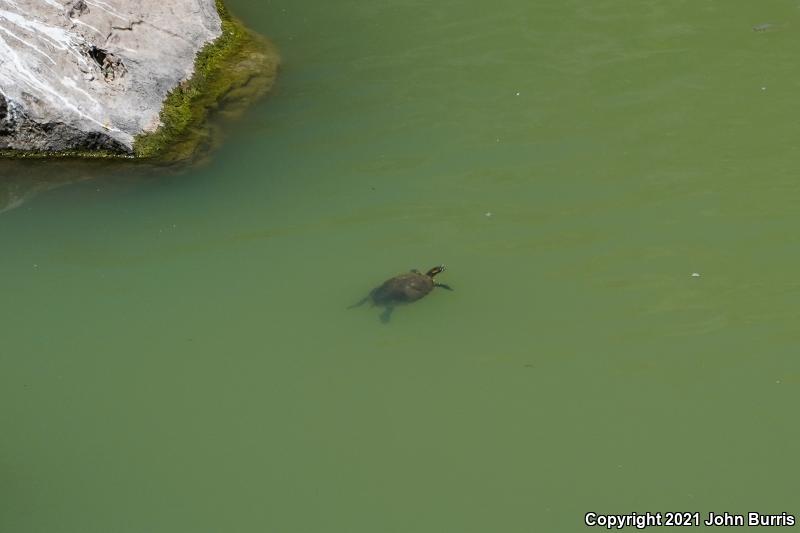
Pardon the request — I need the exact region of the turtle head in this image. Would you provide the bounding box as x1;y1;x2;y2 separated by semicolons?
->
425;265;445;278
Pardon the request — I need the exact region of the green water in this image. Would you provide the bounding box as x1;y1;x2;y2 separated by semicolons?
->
3;1;800;531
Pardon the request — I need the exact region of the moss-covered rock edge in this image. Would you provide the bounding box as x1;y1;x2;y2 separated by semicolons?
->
0;0;277;162
132;0;278;161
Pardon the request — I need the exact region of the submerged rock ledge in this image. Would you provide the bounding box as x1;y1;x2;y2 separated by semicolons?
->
0;0;278;161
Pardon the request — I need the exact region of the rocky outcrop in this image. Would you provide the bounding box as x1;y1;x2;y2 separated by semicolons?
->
0;0;223;154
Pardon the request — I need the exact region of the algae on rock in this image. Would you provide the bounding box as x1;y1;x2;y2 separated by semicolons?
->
133;2;280;162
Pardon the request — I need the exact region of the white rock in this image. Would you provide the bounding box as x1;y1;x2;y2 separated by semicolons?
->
0;0;222;153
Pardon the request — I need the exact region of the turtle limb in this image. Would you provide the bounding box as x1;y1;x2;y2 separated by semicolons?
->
347;295;370;309
379;306;395;323
435;283;454;291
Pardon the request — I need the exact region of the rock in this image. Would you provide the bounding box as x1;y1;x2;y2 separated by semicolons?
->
0;0;224;155
69;0;90;19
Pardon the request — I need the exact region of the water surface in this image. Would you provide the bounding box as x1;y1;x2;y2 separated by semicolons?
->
3;1;800;531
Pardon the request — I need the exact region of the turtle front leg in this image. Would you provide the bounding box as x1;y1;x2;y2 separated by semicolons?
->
435;283;453;291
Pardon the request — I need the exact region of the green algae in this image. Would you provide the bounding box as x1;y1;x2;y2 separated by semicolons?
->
0;1;279;163
132;1;280;162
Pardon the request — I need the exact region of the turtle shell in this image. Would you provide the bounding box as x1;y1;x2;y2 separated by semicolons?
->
370;272;434;304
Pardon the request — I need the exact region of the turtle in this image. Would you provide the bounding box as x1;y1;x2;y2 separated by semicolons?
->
349;265;453;323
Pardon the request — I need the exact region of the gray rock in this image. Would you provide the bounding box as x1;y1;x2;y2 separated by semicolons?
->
0;0;222;154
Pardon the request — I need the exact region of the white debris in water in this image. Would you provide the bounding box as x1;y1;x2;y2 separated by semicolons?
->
691;272;701;278
515;92;520;96
761;87;767;91
485;212;492;217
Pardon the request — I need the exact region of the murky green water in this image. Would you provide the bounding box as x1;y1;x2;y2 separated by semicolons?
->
3;1;800;531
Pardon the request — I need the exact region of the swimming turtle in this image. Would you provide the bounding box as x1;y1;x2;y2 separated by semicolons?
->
349;265;453;323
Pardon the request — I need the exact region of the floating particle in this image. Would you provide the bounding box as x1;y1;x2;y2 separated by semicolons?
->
691;272;700;278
